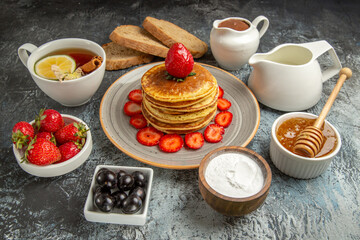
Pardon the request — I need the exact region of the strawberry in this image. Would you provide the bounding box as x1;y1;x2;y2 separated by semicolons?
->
124;101;142;116
218;86;224;98
165;43;194;79
57;141;82;163
217;98;231;111
128;89;143;103
215;111;233;128
204;124;225;143
54;122;88;145
185;132;204;150
136;126;164;146
36;131;56;145
23;137;61;165
130;114;147;129
159;134;184;153
11;121;35;149
35;108;64;132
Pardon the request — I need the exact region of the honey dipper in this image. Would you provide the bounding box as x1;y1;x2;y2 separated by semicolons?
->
293;68;352;158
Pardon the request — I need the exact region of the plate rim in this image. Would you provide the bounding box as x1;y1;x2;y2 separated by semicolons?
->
100;62;260;169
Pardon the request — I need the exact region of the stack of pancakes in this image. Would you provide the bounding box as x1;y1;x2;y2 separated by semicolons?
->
141;63;218;134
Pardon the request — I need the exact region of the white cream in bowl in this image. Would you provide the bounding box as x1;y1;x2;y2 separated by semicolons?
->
205;153;264;198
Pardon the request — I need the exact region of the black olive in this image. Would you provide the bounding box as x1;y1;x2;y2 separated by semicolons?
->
94;193;115;212
93;185;111;197
117;174;135;191
111;190;128;208
132;171;146;187
129;186;146;201
122;195;142;214
95;168;110;185
117;170;127;180
96;169;117;189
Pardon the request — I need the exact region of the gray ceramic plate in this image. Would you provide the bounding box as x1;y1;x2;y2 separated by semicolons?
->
100;62;260;169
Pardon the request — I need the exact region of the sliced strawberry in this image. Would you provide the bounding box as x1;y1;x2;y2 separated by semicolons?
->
218;86;224;98
159;134;184;153
128;89;143;103
215;111;233;128
185;132;204;150
217;98;231;111
136;126;164;146
204;124;225;143
130;114;147;129
124;101;142;116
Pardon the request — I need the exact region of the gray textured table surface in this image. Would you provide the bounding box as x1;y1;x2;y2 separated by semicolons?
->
1;0;359;239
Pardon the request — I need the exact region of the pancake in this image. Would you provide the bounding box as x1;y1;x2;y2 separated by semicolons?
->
143;99;217;124
145;87;218;113
144;86;217;108
141;63;218;102
142;103;217;134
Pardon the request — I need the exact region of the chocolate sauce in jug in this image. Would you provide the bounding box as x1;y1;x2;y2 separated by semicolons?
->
218;19;250;31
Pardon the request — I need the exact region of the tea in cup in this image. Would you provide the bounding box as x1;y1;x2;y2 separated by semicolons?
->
18;38;106;107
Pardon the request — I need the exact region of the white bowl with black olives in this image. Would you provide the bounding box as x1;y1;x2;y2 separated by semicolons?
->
84;165;153;225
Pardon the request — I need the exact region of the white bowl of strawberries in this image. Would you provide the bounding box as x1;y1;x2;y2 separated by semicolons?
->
12;109;92;177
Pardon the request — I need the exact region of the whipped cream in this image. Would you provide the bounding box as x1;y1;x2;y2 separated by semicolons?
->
205;153;264;198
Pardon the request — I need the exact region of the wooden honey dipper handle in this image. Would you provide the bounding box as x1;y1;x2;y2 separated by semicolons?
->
294;67;352;158
313;68;352;129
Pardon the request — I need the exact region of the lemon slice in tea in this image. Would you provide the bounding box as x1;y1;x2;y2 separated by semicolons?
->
35;55;76;80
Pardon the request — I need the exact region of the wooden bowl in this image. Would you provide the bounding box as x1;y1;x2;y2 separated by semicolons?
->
198;146;272;216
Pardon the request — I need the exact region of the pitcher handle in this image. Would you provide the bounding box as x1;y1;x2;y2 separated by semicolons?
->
18;43;38;67
252;16;269;39
300;40;342;82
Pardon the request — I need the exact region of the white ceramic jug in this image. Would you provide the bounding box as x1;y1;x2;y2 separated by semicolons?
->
210;16;269;70
247;40;342;111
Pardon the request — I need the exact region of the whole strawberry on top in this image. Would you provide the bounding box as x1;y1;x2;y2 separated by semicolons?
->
23;137;61;166
11;121;35;149
165;43;195;80
35;108;64;133
55;122;88;145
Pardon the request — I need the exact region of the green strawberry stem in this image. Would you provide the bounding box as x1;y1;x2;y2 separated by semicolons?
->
22;137;36;163
12;130;30;149
165;71;196;82
34;108;47;131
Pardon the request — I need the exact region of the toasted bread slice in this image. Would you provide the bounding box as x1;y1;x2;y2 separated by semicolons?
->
102;42;154;70
109;25;169;58
142;16;208;58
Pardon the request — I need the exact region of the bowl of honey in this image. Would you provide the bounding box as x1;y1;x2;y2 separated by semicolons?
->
270;112;341;179
18;38;106;106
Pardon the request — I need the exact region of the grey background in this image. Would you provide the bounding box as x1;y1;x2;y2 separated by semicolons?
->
1;0;359;239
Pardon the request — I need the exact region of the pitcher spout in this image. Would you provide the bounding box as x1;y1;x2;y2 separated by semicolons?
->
248;53;268;66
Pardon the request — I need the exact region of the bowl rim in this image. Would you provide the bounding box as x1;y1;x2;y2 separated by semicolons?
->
27;38;106;83
13;113;92;169
271;112;342;161
199;146;272;202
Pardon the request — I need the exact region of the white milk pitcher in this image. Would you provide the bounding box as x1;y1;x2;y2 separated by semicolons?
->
210;16;269;70
247;40;342;111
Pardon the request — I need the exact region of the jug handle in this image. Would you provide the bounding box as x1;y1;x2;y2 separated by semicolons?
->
252;16;269;39
18;43;38;67
299;40;342;82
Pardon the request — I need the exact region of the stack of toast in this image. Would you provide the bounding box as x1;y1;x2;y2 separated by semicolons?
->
103;16;208;70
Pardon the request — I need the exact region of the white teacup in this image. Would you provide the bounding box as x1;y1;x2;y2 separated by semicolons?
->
18;38;106;107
